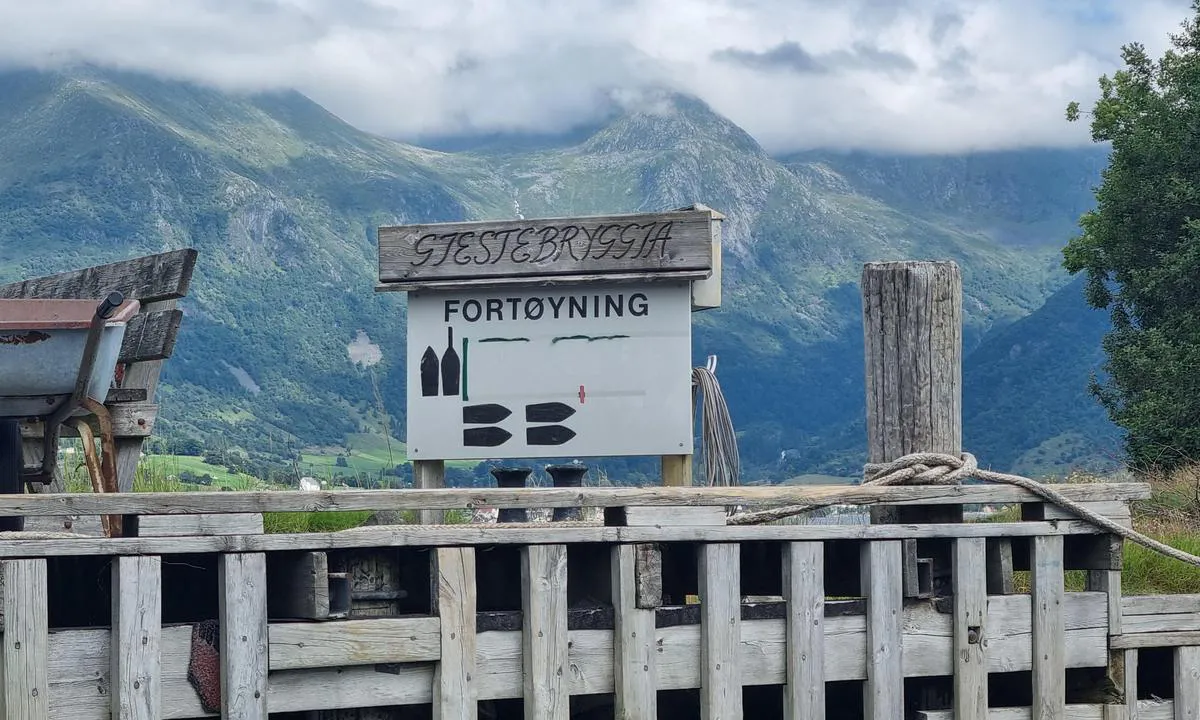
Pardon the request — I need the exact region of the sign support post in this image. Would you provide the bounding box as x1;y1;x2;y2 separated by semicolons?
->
377;205;724;508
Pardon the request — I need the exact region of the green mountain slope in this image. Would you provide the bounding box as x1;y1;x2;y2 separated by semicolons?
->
0;69;1115;480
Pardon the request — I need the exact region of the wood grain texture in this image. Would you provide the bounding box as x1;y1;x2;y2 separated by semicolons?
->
1033;535;1066;720
116;309;184;364
112;298;176;492
783;542;824;720
0;482;1151;517
1086;568;1125;710
661;454;693;487
1124;648;1139;720
136;513;264;537
862;541;904;719
521;544;568;719
111;556;161;720
699;543;740;719
862;260;963;525
434;547;478;720
955;538;989;720
374;269;711;293
268;617;441;670
1;559;48;719
20;402;157;440
1175;646;1200;720
378;210;714;285
0;520;1125;561
634;543;662;609
219;553;269;718
414;460;446;525
917;702;1175;719
0;249;197;303
612;544;656;719
617;506;726;527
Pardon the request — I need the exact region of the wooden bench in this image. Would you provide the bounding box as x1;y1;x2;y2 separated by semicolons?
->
0;249;197;535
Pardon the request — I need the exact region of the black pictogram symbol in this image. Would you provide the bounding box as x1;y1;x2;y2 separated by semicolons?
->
527;425;576;446
464;427;512;447
525;402;576;423
441;327;460;397
419;346;439;397
463;404;512;424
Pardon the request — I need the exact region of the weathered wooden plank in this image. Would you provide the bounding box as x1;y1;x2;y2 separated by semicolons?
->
699;543;740;719
267;551;331;620
0;249;197;303
219;553;268;718
1033;535;1066;720
988;537;1016;594
1087;568;1125;712
783;542;824;720
375;269;713;293
268;617;441;670
111;556;161;720
662;454;693;487
136;513;264;537
116;309;184;364
112;298;176;493
414;459;446;525
917;702;1175;719
955;538;989;720
1;559;48;719
616;506;726;527
435;547;478;720
0;482;1152;516
1125;648;1139;720
268;663;434;712
1175;646;1199;720
612;544;656;719
378;210;715;285
20;402;157;440
862;540;903;719
0;520;1122;561
1041;501;1132;525
1122;595;1200;634
635;543;662;609
1112;632;1200;650
521;544;568;719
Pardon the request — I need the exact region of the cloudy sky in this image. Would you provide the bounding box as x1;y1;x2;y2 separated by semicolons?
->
0;0;1191;153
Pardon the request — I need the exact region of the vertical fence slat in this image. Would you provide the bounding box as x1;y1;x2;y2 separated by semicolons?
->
1087;567;1127;720
783;541;824;720
613;544;656;719
112;556;162;720
700;543;741;719
954;538;988;720
1125;649;1139;720
521;544;568;720
863;540;903;720
1176;646;1200;720
219;552;268;719
1033;535;1065;720
1;559;48;720
435;547;477;720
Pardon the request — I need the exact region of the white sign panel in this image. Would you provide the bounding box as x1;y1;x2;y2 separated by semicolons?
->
405;281;694;461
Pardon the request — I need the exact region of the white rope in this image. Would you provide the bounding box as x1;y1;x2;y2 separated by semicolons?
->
692;356;740;487
727;451;1200;569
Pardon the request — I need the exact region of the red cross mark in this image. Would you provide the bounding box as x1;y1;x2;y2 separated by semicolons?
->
578;385;586;404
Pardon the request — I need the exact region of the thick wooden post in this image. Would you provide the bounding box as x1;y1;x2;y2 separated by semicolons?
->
414;460;446;524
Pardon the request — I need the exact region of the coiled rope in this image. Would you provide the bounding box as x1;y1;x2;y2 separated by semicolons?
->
692;356;740;487
727;451;1200;569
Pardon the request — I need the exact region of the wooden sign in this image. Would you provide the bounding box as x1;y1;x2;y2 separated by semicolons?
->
378;209;716;289
404;280;694;461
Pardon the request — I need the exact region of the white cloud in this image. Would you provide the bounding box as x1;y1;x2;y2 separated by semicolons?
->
0;0;1190;153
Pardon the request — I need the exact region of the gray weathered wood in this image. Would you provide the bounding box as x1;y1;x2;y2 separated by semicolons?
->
415;460;446;525
111;556;161;720
1033;535;1066;720
0;249;197;303
613;544;656;719
0;482;1151;517
267;551;330;620
862;540;903;719
521;544;568;719
634;543;662;609
1176;646;1200;720
0;519;1125;561
1087;568;1125;711
378;210;714;286
136;513;264;537
617;506;726;526
268;617;441;670
20;402;157;441
1112;632;1200;650
1041;501;1132;526
783;542;824;720
434;547;478;720
917;702;1175;719
112;298;177;492
955;538;989;720
118;309;185;364
699;543;740;719
1;559;48;719
220;553;269;718
375;269;711;294
863;260;963;526
988;538;1017;594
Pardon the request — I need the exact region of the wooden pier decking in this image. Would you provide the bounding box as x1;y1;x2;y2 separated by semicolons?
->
0;483;1196;719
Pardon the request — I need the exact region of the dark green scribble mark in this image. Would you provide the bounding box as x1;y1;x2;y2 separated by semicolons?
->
478;337;530;343
551;334;631;344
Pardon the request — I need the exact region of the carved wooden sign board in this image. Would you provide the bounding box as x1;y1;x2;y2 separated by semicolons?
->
378;207;722;462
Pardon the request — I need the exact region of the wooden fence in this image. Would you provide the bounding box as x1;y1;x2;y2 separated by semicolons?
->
0;482;1196;719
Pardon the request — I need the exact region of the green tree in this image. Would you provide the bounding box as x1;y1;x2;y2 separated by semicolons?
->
1064;3;1200;469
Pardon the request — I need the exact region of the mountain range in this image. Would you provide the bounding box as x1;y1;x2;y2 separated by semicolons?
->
0;66;1120;482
